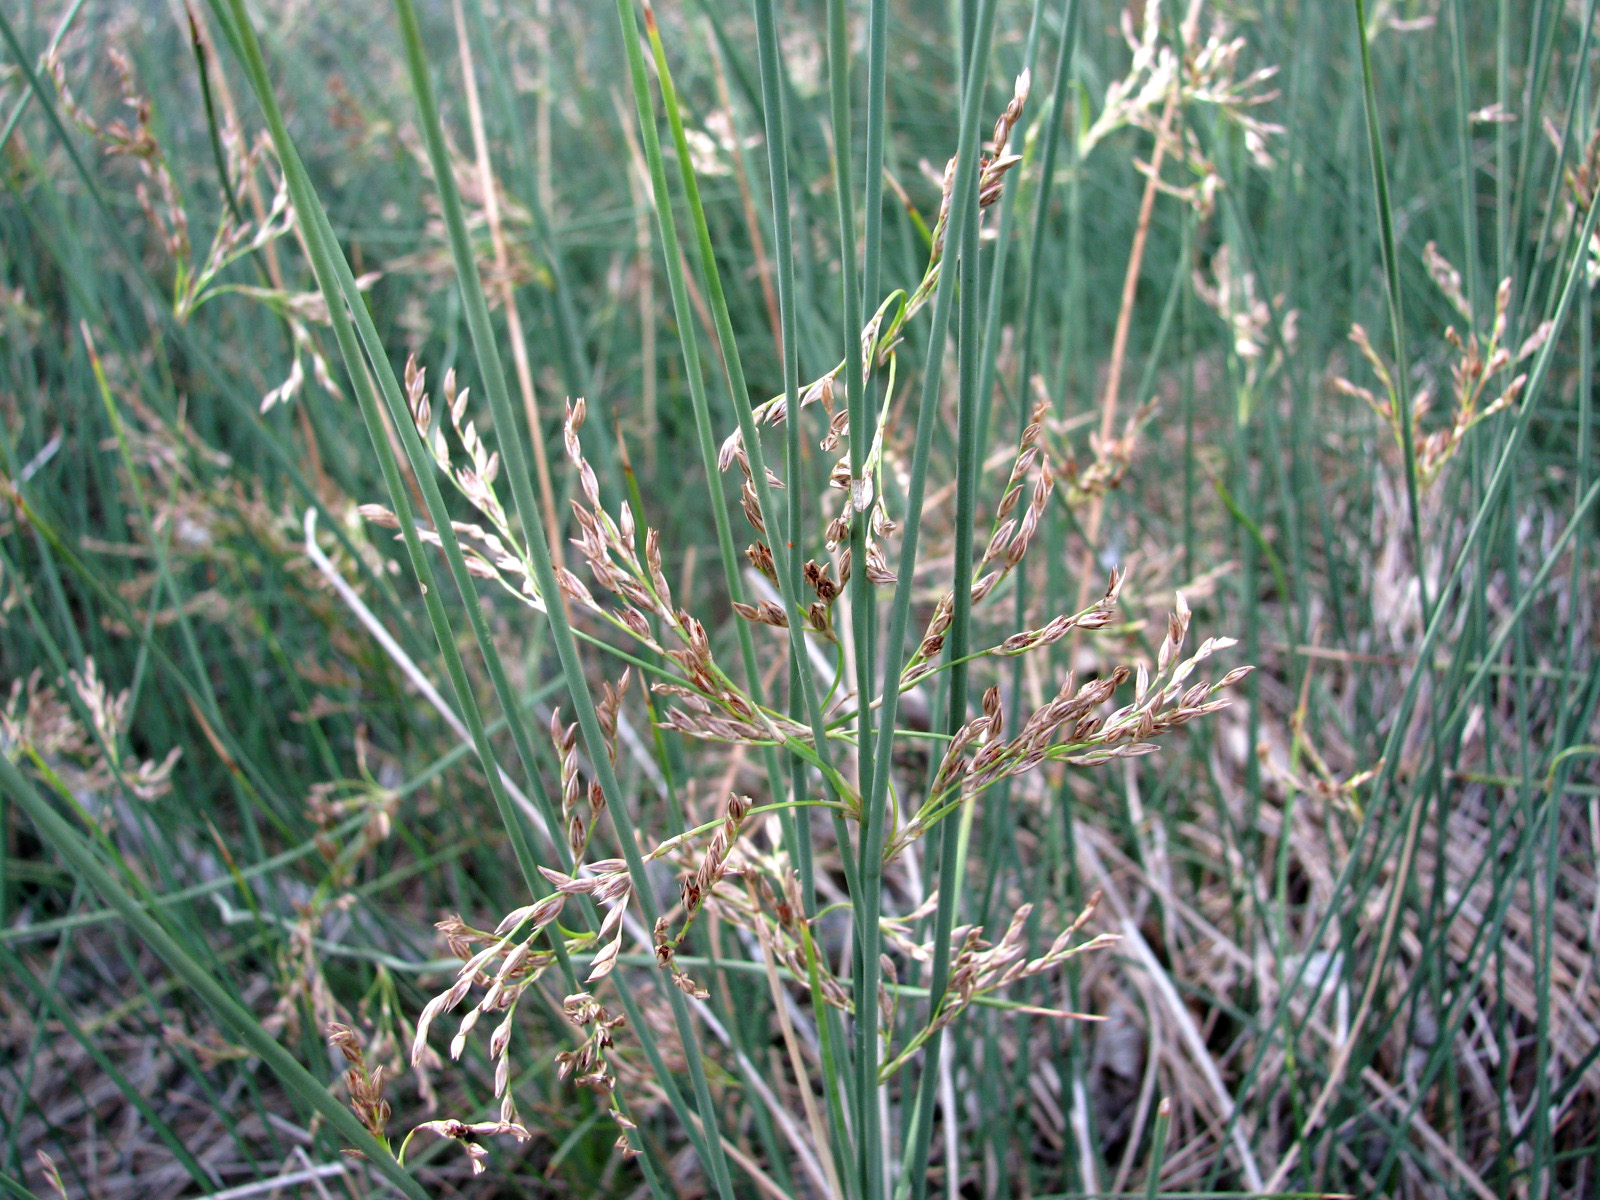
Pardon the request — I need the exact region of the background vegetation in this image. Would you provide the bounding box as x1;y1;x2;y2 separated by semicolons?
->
2;0;1596;1197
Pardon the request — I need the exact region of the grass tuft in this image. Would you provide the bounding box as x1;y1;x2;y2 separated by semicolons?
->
2;2;1596;1197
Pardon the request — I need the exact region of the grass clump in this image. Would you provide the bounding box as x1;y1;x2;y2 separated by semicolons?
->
1;1;1597;1198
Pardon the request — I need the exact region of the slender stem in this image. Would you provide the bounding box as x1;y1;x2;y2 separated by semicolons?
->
884;3;1000;1193
1353;0;1430;627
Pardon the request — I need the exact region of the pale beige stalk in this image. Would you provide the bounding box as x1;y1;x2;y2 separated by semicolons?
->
453;0;562;554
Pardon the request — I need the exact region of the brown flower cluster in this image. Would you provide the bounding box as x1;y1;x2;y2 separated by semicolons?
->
550;670;629;864
362;360;547;608
1336;247;1552;492
328;1023;392;1151
555;992;637;1152
712;71;1037;587
2;661;181;810
891;591;1253;860
654;792;754;999
879;895;1118;1079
